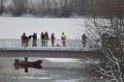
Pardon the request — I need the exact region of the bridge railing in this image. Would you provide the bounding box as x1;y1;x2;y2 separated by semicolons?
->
0;39;87;49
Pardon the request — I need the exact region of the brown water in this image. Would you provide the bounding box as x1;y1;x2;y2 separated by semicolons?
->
0;57;104;82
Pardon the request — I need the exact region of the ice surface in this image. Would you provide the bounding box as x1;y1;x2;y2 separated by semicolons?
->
0;17;85;39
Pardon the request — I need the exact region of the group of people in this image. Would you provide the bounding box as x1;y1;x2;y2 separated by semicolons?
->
21;32;87;48
21;32;66;47
41;32;51;47
21;32;37;47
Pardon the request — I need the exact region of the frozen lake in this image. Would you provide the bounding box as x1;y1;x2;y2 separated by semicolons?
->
0;57;104;82
0;17;85;39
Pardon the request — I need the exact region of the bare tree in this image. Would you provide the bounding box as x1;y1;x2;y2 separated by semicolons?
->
0;0;3;15
85;0;124;82
0;0;108;17
11;0;28;16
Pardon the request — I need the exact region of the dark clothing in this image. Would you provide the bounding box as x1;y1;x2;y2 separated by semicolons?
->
32;33;37;46
51;33;55;47
41;33;45;40
81;34;87;47
21;34;28;47
28;35;32;40
44;32;49;46
21;35;28;40
32;33;37;40
41;32;45;46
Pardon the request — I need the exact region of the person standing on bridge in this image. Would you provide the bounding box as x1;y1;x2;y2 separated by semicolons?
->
51;33;55;47
44;32;49;46
41;32;45;46
61;32;66;47
21;32;28;48
32;33;37;47
21;33;25;46
81;33;88;47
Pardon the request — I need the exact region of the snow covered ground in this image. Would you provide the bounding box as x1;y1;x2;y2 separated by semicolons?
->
0;17;85;39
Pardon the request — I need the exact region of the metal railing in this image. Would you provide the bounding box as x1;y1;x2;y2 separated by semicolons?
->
0;39;87;50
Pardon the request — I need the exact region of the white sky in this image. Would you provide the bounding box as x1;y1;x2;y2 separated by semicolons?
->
0;17;85;39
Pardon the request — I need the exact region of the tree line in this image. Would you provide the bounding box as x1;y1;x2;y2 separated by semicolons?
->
1;0;124;17
0;0;90;17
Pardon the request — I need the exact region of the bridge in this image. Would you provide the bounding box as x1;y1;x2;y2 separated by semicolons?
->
0;39;102;58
